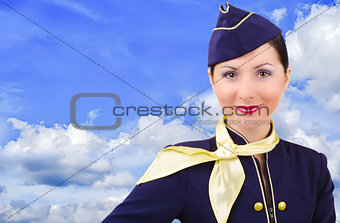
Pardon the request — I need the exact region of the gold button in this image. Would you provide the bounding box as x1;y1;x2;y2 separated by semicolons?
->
278;201;286;211
254;202;263;211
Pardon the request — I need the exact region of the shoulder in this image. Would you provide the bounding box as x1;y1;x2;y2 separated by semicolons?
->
277;138;323;159
166;136;217;152
275;138;329;176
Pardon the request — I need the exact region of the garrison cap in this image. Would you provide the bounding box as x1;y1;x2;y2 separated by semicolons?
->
208;2;282;67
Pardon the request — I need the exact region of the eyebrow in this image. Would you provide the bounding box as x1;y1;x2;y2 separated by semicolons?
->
254;63;273;69
220;63;273;70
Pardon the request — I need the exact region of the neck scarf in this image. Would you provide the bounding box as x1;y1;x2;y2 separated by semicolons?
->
137;115;280;223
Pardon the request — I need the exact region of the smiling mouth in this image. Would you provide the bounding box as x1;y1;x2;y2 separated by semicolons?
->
235;104;263;114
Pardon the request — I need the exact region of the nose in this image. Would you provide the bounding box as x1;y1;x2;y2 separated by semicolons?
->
237;77;255;103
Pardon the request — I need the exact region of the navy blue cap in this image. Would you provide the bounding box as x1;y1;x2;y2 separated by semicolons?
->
208;2;282;67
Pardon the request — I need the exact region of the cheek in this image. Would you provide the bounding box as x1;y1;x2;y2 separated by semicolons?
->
261;83;283;115
214;84;237;106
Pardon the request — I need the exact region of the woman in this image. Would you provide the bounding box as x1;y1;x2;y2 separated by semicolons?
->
102;2;335;223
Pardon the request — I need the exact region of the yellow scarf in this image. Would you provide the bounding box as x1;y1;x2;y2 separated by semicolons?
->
137;115;280;223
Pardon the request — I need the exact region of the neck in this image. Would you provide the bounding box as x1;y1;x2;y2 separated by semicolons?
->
226;118;271;143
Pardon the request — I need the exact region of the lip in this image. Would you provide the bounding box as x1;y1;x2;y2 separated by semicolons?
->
235;104;263;114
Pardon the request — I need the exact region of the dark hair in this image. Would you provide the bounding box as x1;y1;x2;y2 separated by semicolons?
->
209;33;289;77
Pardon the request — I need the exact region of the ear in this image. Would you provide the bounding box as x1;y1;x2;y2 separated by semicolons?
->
208;68;215;91
282;66;291;93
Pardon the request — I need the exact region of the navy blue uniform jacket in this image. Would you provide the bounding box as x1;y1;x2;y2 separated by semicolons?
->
102;127;336;223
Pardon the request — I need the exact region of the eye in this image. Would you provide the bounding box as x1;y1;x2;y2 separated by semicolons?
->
224;72;237;79
257;70;271;78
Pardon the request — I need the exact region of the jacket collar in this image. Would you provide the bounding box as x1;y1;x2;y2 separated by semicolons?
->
224;118;273;146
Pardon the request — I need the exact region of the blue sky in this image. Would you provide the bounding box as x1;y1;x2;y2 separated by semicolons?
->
1;0;340;222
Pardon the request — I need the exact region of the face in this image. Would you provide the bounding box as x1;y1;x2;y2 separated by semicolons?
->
208;42;291;130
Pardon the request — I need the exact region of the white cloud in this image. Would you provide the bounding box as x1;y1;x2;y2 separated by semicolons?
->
2;117;126;187
180;90;221;132
45;196;124;223
50;0;102;20
92;171;135;189
271;93;301;139
1;116;202;180
133;115;206;151
0;195;126;223
286;3;340;109
0;113;207;222
0;82;24;114
0;201;50;223
326;93;340;112
270;7;287;24
0;185;6;194
87;108;100;126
